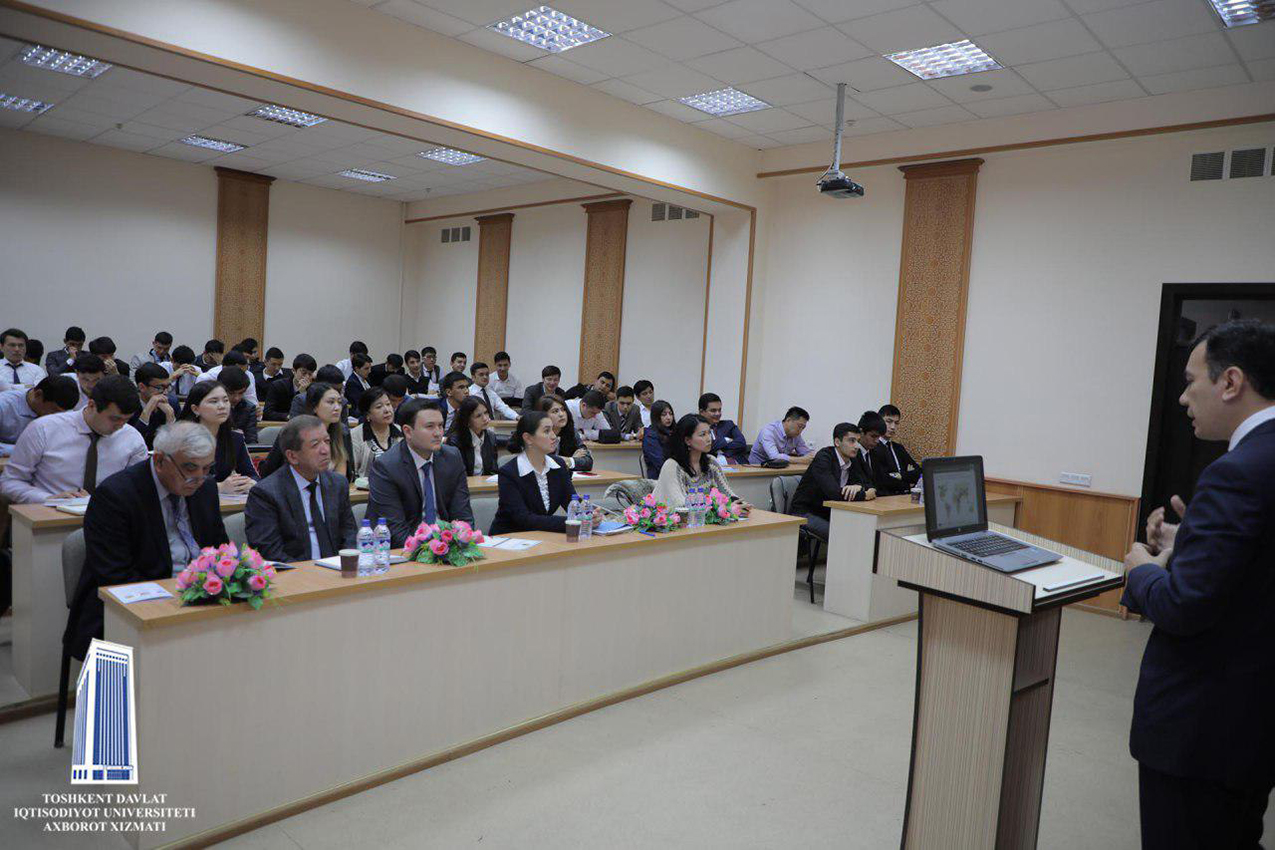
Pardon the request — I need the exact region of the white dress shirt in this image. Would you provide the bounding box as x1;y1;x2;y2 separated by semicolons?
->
151;460;197;574
407;444;441;521
566;398;608;441
837;449;854;488
489;372;524;402
469;383;517;420
161;362;200;398
197;365;259;406
336;358;354;380
470;433;484;476
637;402;652;428
0;409;148;503
1229;405;1275;451
0;359;46;392
0;388;37;448
516;452;559;512
291;466;326;560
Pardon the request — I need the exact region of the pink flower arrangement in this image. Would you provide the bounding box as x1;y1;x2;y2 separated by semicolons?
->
406;519;486;567
623;496;684;534
704;488;745;525
176;542;275;610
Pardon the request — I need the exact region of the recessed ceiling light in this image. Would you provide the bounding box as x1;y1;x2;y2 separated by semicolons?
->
1206;0;1275;26
969;84;993;92
488;5;610;53
0;92;54;114
886;40;1001;80
247;104;327;127
419;147;486;165
679;87;772;117
339;168;395;182
21;44;112;78
181;135;245;153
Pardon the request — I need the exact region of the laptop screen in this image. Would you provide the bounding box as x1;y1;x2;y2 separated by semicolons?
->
922;456;988;539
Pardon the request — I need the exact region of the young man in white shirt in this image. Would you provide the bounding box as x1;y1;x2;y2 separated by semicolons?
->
489;351;523;404
336;340;368;380
0;328;47;391
129;331;173;373
566;390;609;442
0;376;80;449
631;379;655;428
468;361;518;420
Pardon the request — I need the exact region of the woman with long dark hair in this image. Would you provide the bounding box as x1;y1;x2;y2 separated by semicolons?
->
642;400;675;480
445;395;498;476
259;382;355;481
489;411;590;535
351;387;402;477
536;394;593;472
177;380;258;494
652;413;750;513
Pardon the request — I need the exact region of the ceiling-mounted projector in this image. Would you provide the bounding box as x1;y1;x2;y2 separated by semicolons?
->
816;83;864;199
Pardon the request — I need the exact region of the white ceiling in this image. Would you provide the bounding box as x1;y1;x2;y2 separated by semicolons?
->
348;0;1275;148
0;36;558;201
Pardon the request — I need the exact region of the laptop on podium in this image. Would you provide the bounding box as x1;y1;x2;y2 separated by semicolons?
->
922;455;1060;573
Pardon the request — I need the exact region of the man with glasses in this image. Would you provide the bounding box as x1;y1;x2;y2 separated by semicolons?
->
63;421;228;660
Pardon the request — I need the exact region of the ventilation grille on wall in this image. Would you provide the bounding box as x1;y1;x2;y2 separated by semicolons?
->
440;226;472;243
1190;151;1225;181
1230;147;1268;179
1190;147;1273;181
651;202;701;221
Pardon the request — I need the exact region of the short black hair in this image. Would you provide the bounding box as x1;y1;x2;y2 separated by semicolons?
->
349;341;368;355
26;339;43;363
494;351;510;363
292;353;317;372
265;347;284;360
422;346;436;356
74;353;105;374
399;397;443;428
1198;319;1275;400
222;349;248;367
542;364;561;379
386;353;403;369
1;328;27;345
35;375;79;410
833;422;861;442
450;351;467;362
171;345;195;365
64;326;86;343
470;361;488;375
219;366;250;393
858;411;887;435
238;337;258;352
615;385;634;399
581;390;606;409
351;353;372;370
88;336;117;356
404;349;421;362
698;392;721;411
634;379;653;396
315;365;344;387
90;374;141;415
879;404;902;418
442;371;469;393
134;362;169;386
154;331;173;345
597;371;615;383
382;374;409;399
204;339;224;354
784;406;810;422
358;386;389;416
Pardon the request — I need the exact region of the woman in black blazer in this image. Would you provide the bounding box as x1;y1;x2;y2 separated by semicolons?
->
445;396;498;477
489;411;582;535
259;383;356;482
178;380;259;494
536;394;594;472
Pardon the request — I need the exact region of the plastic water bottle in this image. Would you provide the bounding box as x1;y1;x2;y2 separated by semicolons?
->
357;519;374;576
580;495;593;540
565;495;581;543
695;488;707;527
373;517;390;574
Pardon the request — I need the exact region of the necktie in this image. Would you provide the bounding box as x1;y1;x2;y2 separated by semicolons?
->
420;460;437;525
307;481;335;558
863;450;872;474
83;431;101;493
482;387;492;412
167;494;199;567
9;363;20;384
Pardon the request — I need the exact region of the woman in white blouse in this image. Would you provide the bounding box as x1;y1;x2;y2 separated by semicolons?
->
490;411;592;535
653;414;752;514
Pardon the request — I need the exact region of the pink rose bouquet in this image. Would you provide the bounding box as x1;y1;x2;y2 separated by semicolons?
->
624;496;684;533
405;519;486;567
176;542;275;609
704;488;745;525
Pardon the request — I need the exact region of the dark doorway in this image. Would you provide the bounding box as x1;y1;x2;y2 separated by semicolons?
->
1140;284;1275;529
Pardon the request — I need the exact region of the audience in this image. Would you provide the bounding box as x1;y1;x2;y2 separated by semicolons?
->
344;353;373;412
237;338;260;364
438;370;471;431
603;385;641;439
63;422;228;659
88;336;129;379
445;396;498;477
252;346;289;397
401;349;430;396
369;352;403;387
749;406;814;465
538;395;593;471
563;370;615;402
24;338;44;370
199;350;259;409
245;414;358;562
489;351;523;405
219;367;259;444
789;422;877;538
130;363;176;448
290;365;347;421
351;387;403;478
194;338;224;371
0;328;45;391
0;375;147;503
177;381;258;495
858;411;909;495
877;404;921;488
699;393;749;465
264;383;353;481
367;398;473;546
566;390;609;442
449;351;468;375
521;365;562;413
642;400;675;479
0;376;79;449
263;353;316;421
381;374;410;420
44;326;85;377
653;414;750;513
70;353;105;411
629;380;656;431
489;411;587;536
420;346;442;394
336;340;368;380
165;345;202;398
129;331;173;372
469;361;517;420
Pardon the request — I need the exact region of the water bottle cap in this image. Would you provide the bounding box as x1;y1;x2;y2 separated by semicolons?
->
361;519;371;526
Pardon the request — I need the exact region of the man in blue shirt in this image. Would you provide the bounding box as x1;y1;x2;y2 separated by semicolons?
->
749;406;814;466
0;376;79;450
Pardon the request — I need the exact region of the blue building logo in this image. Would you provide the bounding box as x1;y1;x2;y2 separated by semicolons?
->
70;639;138;784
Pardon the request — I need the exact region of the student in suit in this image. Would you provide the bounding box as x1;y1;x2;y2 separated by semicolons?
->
565;390;609;441
129;363;176;448
63;422;228;660
520;364;562;414
420;346;443;394
261;383;354;482
562;370;615;402
220;366;259;445
367;398;473;547
263;353;316;421
603;385;641;439
789;423;877;538
489;351;523;406
0;328;46;391
445;396;498;477
1122;320;1275;847
87;336;129;379
335;340;368;380
344;353;373;412
749;406;815;466
699;392;749;465
44;326;85;378
469;361;518;420
489;410;587;535
193;339;224;372
369;353;403;387
439;370;471;431
652;414;750;512
245;415;358;563
400;349;431;396
252;347;290;398
537;394;593;471
857;411;909;495
877;403;921;488
0;376;79;449
642;400;675;480
178;381;258;495
351;387;402;478
129;331;172;373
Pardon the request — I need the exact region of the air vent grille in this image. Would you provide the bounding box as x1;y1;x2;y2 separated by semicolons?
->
684;209;700;219
652;203;702;222
667;205;683;220
440;226;471;243
1190;151;1225;181
1229;148;1267;179
651;203;666;221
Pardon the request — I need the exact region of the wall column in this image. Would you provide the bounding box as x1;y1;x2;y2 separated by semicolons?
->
578;199;633;383
472;213;514;362
213;167;275;346
890;158;983;460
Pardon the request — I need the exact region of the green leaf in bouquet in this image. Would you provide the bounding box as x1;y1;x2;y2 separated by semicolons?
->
248;595;263;610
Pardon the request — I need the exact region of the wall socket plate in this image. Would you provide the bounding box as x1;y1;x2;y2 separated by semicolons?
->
1060;472;1092;487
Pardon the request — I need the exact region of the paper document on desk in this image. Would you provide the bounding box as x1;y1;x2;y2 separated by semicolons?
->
476;536;542;551
220;494;250;504
45;496;90;507
106;582;172;604
1016;562;1117;598
313;554;408;570
55;504;89;516
484;475;499;483
572;472;598;479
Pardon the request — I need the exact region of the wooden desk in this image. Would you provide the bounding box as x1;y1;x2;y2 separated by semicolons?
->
7;487;368;700
488;419;515;431
819;493;1021;622
102;512;802;848
583;440;643;475
258;420;287;429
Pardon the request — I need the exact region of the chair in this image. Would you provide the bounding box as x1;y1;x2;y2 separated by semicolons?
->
768;476;826;604
637;451;647;479
54;530;86;748
471;496;498;536
224;512;249;548
257;425;282;447
352;502;368;524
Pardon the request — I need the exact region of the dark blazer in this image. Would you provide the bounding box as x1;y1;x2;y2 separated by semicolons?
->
259;425;354;482
194;354;217;372
642;428;669;480
877;438;921;488
214;429;259;483
231;399;258;444
863;445;909;495
489;454;577;535
263;379;300;422
367;440;473;546
1121;418;1275;790
244;466;356;562
520;381;550;414
368;363;398;387
708;419;750;464
603;401;643;435
790;446;871;520
556;428;594;472
252;366;290;399
446;428;499;477
344;373;369;413
63;460;227;658
45;348;77;377
561;382;590;401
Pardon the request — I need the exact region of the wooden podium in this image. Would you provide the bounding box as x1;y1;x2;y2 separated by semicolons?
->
875;523;1124;849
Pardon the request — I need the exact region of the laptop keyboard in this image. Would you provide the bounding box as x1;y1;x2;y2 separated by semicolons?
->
948;535;1028;558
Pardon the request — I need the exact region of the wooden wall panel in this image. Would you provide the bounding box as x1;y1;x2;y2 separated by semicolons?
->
213;167;274;347
473;213;514;363
579;199;632;383
890;159;983;461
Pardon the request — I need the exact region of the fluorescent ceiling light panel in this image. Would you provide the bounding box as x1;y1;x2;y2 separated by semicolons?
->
181;135;245;153
419;147;486;165
21;44;112;78
679;87;772;117
1206;0;1275;27
0;92;54;113
886;40;1001;80
488;6;610;53
247;104;327;127
339;169;395;182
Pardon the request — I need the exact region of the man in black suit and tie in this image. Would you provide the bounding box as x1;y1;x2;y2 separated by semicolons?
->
789;422;877;538
876;404;921;488
857;411;909;495
1122;319;1275;848
245;415;358;562
368;398;473;547
63;422;228;661
699;392;750;465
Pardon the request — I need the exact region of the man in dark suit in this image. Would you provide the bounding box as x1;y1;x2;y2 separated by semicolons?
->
245;415;357;562
130;362;176;448
45;325;85;378
368;398;473;547
369;353;403;388
520;365;563;414
789;423;877;537
876;403;921;488
63;421;228;660
344;353;373;413
251;347;291;398
857;411;910;495
603;386;640;438
562;370;615;402
87;336;131;380
263;354;316;421
1122;319;1275;848
699;392;750;465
